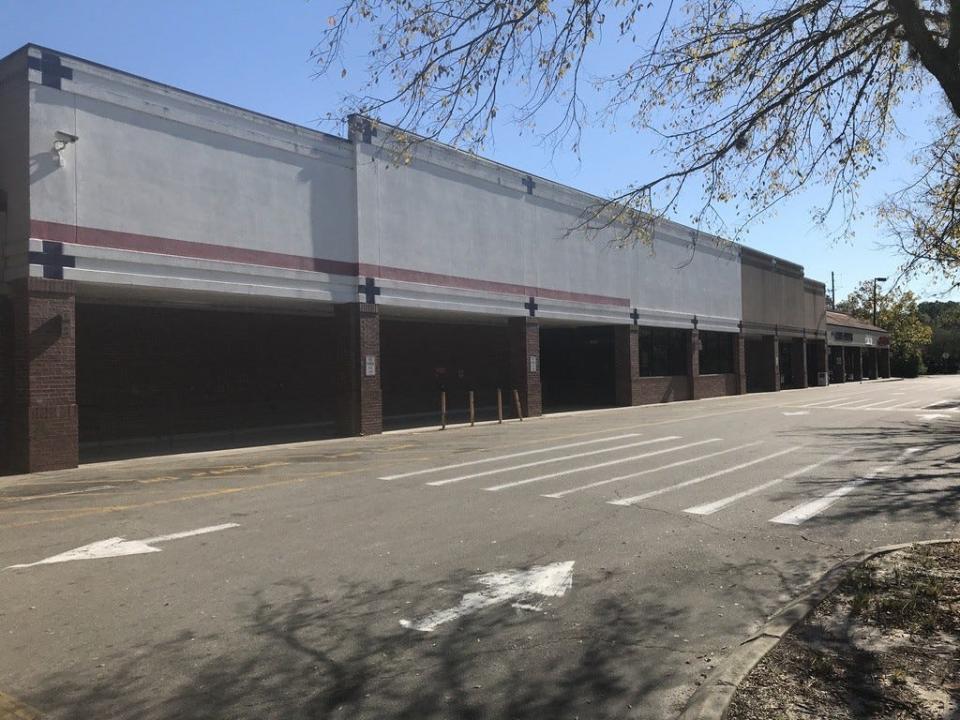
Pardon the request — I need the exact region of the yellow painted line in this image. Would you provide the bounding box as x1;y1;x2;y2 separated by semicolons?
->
0;471;343;530
0;507;104;515
0;691;41;720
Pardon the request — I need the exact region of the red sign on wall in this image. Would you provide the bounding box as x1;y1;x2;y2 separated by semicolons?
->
878;336;890;347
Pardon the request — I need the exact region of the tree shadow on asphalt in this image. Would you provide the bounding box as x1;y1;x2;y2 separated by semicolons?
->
25;567;717;720
773;422;960;528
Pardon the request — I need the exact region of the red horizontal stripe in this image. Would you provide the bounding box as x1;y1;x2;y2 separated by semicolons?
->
30;220;358;276
359;264;629;307
31;220;629;308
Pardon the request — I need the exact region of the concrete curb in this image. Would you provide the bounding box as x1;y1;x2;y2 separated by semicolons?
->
678;538;960;720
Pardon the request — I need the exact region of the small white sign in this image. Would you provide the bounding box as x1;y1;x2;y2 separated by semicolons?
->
529;355;538;373
365;355;376;377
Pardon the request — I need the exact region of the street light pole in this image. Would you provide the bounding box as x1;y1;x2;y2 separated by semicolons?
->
872;276;887;327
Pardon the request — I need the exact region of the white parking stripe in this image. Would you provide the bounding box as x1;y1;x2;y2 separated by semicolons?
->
379;433;640;480
883;400;924;410
426;436;680;487
542;442;761;498
683;447;856;515
769;447;919;525
484;439;721;492
819;398;882;409
608;447;801;506
856;399;904;409
797;392;876;408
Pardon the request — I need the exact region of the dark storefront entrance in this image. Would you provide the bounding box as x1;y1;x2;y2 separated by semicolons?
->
541;325;616;411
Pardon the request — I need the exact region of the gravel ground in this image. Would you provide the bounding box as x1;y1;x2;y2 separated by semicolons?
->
727;543;960;720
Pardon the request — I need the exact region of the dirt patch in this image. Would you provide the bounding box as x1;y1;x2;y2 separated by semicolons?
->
727;543;960;719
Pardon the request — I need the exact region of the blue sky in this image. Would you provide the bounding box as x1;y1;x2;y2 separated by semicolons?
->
3;0;955;302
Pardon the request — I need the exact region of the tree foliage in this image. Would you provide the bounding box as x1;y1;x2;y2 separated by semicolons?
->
837;280;933;368
314;0;960;270
918;299;960;371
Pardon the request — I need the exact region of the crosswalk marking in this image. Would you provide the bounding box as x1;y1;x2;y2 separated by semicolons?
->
769;476;878;525
883;400;924;410
483;439;721;492
608;446;801;507
769;447;919;525
853;399;900;409
822;398;880;409
426;436;680;487
797;392;876;408
379;433;640;480
542;442;760;498
683;447;856;515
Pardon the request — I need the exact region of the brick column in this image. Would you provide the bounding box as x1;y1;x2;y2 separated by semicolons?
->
856;347;864;380
334;302;382;436
791;338;808;389
872;349;880;379
734;333;747;394
761;335;780;391
508;316;541;417
0;295;14;473
838;347;846;382
614;325;641;406
820;340;829;385
687;328;700;400
6;278;79;474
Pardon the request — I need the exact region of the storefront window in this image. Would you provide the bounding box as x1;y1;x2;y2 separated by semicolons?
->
639;327;688;376
698;331;735;374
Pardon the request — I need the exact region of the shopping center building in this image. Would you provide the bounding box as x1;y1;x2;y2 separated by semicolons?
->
826;311;892;383
1;45;839;473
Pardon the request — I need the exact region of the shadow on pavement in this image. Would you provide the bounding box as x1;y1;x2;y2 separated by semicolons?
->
26;568;697;719
772;422;960;528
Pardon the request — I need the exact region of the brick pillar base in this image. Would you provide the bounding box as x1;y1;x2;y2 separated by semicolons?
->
508;316;541;417
762;335;780;391
334;303;382;436
791;339;808;389
687;328;700;400
5;278;79;474
734;333;747;394
614;325;640;406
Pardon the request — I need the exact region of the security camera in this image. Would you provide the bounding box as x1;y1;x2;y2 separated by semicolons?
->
52;131;79;167
53;131;79;152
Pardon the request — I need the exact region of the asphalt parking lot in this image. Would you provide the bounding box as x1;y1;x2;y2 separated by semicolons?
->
2;376;958;719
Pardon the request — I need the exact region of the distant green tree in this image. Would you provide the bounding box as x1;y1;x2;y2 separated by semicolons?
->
918;300;960;373
837;280;933;376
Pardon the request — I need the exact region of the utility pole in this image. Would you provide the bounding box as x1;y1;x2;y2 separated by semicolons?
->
831;272;835;310
872;276;887;327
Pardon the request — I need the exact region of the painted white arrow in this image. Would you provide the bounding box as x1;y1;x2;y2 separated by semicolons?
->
5;523;240;570
782;411;810;416
917;413;950;421
400;561;574;632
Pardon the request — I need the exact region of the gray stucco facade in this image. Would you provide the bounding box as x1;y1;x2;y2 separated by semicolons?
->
0;44;845;473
